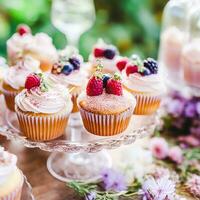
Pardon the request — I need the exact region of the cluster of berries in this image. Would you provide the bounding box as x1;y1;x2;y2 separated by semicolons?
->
87;67;123;96
116;55;158;77
17;24;31;36
93;47;117;60
25;73;49;92
51;56;81;76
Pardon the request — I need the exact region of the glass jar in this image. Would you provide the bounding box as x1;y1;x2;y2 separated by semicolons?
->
158;0;189;81
181;6;200;88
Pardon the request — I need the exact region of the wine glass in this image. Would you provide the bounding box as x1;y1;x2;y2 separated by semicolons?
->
51;0;96;47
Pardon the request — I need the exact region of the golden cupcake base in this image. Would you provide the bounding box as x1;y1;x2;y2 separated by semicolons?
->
16;107;69;141
79;107;133;136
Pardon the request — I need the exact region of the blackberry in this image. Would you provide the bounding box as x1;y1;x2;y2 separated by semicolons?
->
69;57;80;70
104;49;116;59
143;58;158;74
141;68;151;76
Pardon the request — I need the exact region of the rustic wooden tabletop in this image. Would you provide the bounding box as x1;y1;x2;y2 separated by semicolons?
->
0;138;195;200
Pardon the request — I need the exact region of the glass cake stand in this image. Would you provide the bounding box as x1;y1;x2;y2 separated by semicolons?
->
0;97;160;182
21;172;35;200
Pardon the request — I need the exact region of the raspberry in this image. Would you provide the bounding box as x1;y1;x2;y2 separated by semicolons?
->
116;59;128;71
126;65;138;76
17;24;31;36
94;48;104;58
25;74;41;90
106;74;122;96
86;76;103;96
143;58;158;74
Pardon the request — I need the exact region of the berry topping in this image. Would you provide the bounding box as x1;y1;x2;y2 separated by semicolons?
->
69;57;81;70
61;63;74;75
141;68;151;76
94;48;104;58
126;65;138;76
106;73;122;96
143;58;158;74
102;74;111;88
116;59;128;71
104;49;116;59
51;63;63;74
86;76;103;96
17;24;31;36
25;74;41;90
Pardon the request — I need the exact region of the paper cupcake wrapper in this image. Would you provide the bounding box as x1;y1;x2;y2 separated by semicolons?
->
79;107;133;136
16;107;69;141
2;89;19;112
0;173;24;200
132;93;161;115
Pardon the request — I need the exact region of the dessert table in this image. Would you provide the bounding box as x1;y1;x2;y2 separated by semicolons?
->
0;139;196;200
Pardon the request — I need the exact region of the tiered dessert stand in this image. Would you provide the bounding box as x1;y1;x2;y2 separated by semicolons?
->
0;96;160;183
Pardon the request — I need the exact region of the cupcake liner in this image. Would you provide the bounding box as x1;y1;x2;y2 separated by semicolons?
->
16;106;69;141
0;173;24;200
79;107;133;136
2;88;19;112
133;93;161;115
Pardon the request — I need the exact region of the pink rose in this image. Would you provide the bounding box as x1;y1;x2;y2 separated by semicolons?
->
168;146;183;164
150;137;169;159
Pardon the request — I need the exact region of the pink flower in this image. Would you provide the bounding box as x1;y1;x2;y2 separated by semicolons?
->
186;174;200;198
178;136;200;147
150;137;169;159
168;146;183;164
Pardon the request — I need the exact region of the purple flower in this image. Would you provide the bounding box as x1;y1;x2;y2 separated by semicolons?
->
168;146;183;164
167;99;185;117
150;137;169;160
101;168;127;192
186;174;200;198
184;102;196;118
85;191;96;200
196;102;200;115
139;176;176;200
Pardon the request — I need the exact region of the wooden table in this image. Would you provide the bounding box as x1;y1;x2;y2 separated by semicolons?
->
0;139;195;200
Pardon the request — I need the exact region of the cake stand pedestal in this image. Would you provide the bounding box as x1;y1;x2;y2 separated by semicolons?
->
0;98;160;182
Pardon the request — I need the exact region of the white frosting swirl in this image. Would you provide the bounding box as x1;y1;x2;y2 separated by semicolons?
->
48;69;88;87
0;57;8;80
7;32;58;63
0;147;17;185
15;84;73;114
4;56;40;90
122;71;166;94
89;39;119;73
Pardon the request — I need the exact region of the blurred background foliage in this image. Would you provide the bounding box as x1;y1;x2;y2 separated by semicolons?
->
0;0;167;60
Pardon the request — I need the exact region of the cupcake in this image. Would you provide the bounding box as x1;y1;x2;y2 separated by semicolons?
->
78;66;136;136
15;73;73;141
2;56;40;112
48;47;88;113
0;146;24;200
122;55;165;115
181;39;200;88
7;24;58;72
88;39;119;74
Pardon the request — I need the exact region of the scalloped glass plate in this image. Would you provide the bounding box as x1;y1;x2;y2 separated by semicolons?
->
0;96;160;153
21;172;35;200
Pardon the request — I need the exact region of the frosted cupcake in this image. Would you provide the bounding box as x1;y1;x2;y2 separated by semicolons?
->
88;39;119;74
123;55;165;115
2;56;40;111
7;24;58;72
15;73;73;141
0;146;24;200
48;47;88;113
78;66;136;136
181;39;200;88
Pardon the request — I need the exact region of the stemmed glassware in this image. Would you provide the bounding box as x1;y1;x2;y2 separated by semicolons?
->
51;0;96;47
